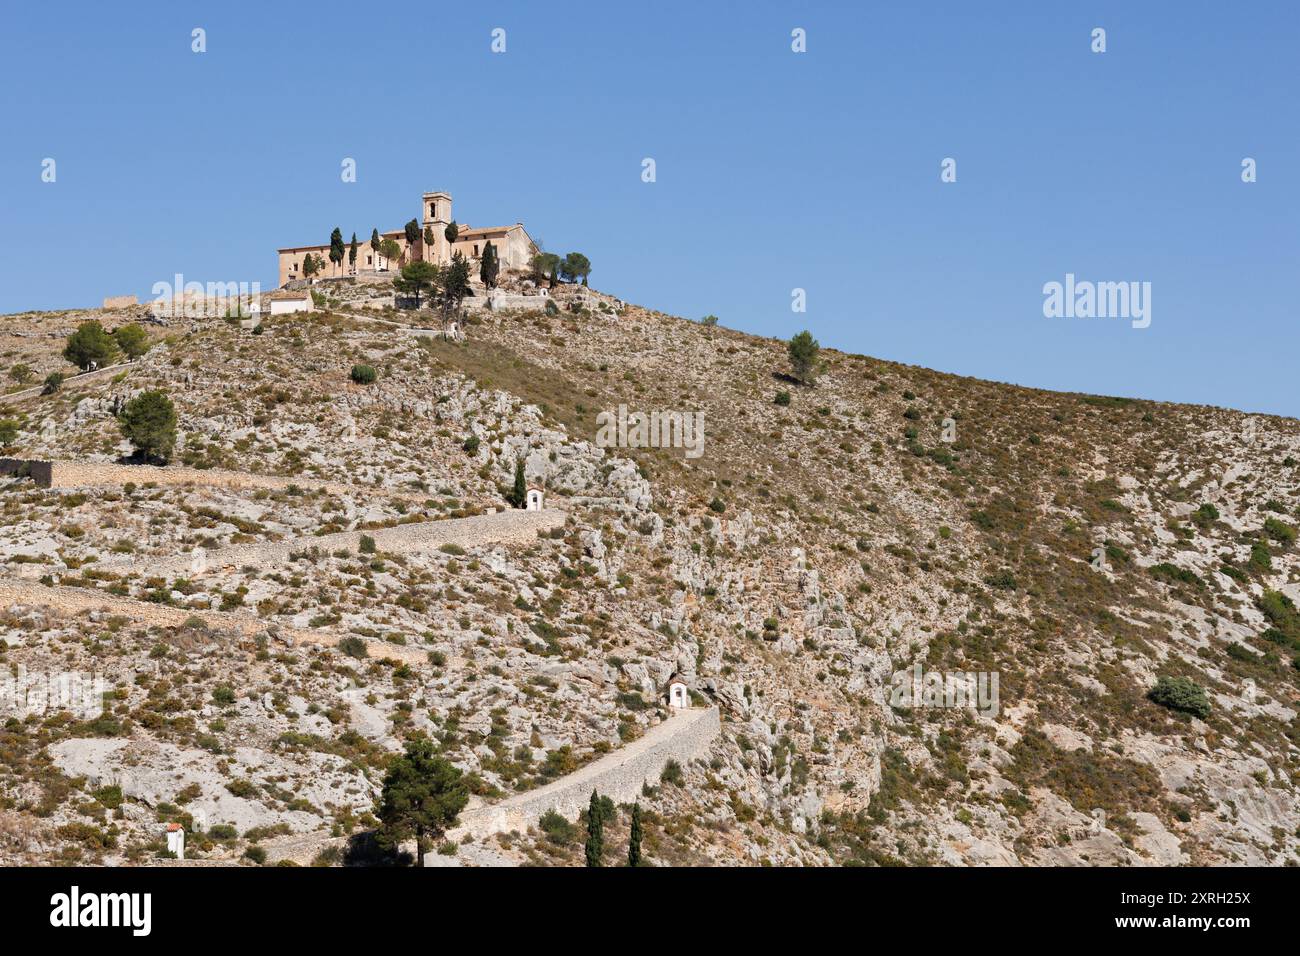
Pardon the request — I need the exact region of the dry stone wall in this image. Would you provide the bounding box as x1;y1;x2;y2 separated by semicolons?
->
447;706;721;843
3;458;428;501
0;580;428;663
106;507;566;577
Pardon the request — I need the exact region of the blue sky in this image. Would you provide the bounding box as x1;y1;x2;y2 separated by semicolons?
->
2;1;1296;415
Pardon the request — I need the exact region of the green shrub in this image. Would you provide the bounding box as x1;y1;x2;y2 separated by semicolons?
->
41;372;64;395
774;390;791;406
350;364;378;385
1148;676;1211;719
1263;517;1296;546
225;779;258;798
93;784;123;809
358;535;376;554
539;810;576;846
1149;563;1202;588
337;636;368;658
984;569;1017;590
462;435;480;454
1249;541;1273;572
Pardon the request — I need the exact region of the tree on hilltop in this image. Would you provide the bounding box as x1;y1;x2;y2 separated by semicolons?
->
370;228;381;269
530;252;559;285
444;220;459;246
439;252;472;317
63;320;119;371
788;330;821;385
379;239;402;271
348;233;358;274
112;323;150;360
404;219;421;263
393;260;440;309
480;241;500;289
329;227;345;277
560;252;591;286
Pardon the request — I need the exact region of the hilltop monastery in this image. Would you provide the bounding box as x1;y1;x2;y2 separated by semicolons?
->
276;191;537;287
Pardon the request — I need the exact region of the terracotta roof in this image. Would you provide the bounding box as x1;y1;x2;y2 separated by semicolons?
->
453;224;521;239
667;672;687;687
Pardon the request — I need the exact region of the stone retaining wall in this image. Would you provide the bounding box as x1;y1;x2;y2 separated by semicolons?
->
45;461;369;498
445;707;721;844
4;458;427;501
106;507;565;578
0;580;428;664
0;459;54;486
0;363;134;405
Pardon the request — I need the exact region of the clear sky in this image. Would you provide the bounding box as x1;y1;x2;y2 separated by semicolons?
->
2;1;1296;415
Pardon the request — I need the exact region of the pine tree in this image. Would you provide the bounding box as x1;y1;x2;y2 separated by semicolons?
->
627;802;642;866
118;389;178;464
788;330;821;385
584;789;603;867
375;737;468;867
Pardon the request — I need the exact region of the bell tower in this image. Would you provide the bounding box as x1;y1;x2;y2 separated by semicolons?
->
422;191;452;264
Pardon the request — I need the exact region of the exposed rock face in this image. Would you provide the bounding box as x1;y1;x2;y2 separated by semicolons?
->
0;287;1298;867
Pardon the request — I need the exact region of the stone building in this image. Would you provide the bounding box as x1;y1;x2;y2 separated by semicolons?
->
276;190;537;287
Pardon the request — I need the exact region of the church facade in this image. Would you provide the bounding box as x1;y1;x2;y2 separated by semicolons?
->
276;191;537;287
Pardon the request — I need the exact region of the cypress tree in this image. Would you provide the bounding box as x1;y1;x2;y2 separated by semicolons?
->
329;227;345;276
480;241;499;289
348;232;358;273
628;802;642;866
507;458;527;509
584;789;603;867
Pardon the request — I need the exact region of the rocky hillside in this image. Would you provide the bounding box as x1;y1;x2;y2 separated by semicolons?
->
1;280;1297;867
